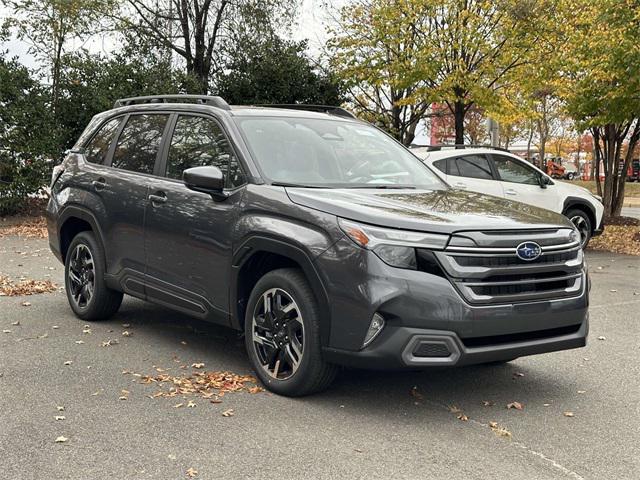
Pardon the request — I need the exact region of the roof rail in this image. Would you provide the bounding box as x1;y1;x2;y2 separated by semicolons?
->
255;104;357;119
409;143;510;152
113;95;231;110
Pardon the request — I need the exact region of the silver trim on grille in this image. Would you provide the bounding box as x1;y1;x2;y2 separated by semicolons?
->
434;230;585;305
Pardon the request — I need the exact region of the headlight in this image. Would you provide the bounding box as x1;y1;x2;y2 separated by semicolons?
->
338;218;449;269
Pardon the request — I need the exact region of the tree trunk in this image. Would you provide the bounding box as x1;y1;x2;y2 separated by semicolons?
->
612;120;640;216
454;100;465;145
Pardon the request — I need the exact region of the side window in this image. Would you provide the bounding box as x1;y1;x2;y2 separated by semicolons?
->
433;159;447;174
493;155;540;185
166;115;244;188
84;117;122;164
453;155;493;180
447;158;460;176
112;114;169;174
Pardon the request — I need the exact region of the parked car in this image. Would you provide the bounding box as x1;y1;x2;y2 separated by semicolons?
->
47;97;589;396
412;146;604;248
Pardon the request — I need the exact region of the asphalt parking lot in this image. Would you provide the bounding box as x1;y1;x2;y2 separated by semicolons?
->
1;234;638;480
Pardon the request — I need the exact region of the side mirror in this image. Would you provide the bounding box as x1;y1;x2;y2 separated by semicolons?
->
183;166;225;197
539;174;551;189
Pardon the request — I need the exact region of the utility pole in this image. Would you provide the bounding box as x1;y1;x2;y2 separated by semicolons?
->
487;118;500;147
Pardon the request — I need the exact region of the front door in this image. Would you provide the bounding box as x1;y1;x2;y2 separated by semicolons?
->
144;114;246;323
491;154;560;212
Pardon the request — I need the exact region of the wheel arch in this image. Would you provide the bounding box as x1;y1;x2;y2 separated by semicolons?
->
562;197;597;232
58;206;107;264
230;235;332;346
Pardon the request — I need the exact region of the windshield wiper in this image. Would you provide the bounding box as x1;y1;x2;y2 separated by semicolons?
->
348;184;417;189
271;181;330;189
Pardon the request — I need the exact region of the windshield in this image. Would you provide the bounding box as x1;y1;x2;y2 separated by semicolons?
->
235;116;446;189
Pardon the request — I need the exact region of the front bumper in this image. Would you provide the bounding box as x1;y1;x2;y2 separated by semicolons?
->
323;318;588;369
316;236;589;369
593;215;605;236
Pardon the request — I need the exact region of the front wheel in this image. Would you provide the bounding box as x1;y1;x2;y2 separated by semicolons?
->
565;209;592;249
244;268;337;396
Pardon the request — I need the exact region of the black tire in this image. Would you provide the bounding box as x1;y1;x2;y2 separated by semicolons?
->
64;231;123;321
244;268;337;396
566;172;575;181
565;208;592;249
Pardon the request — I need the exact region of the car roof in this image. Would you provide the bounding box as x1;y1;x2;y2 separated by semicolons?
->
412;146;521;161
106;102;359;123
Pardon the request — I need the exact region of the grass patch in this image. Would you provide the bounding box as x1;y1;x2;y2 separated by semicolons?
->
562;180;640;198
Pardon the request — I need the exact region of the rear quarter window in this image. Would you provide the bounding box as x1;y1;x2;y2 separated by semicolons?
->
83;117;123;164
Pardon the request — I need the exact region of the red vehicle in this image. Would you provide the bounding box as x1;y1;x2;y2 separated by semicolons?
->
627;159;640;182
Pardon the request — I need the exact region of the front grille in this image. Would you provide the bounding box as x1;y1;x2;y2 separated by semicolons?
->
432;228;585;305
413;342;451;358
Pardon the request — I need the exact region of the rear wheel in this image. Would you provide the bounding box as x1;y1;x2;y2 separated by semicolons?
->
565;209;592;249
64;231;123;321
244;268;337;396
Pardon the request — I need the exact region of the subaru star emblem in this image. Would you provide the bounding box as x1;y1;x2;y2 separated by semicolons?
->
516;241;542;261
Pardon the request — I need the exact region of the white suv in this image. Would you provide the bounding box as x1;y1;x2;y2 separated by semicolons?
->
412;146;604;247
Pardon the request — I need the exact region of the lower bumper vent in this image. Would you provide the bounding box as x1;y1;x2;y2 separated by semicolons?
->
413;342;451;358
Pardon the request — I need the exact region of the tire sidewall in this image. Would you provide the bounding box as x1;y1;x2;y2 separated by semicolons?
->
64;232;103;318
244;270;322;395
566;209;592;248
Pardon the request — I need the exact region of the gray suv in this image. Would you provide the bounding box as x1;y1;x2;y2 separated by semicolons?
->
46;95;589;396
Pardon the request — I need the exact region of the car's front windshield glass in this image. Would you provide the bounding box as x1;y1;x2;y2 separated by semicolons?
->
235;115;446;189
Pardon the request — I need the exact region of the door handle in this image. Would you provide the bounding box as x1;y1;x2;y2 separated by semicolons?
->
505;189;517;196
92;178;106;191
148;193;167;205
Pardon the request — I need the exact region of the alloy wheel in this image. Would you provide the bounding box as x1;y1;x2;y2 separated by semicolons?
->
251;288;305;380
68;244;95;308
570;215;589;248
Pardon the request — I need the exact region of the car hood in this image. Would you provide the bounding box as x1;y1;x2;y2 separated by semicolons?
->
286;187;573;234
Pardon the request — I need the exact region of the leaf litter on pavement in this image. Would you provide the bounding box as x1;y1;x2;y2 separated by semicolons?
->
0;275;57;296
124;366;264;406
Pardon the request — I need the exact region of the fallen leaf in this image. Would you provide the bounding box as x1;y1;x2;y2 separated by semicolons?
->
564;411;575;417
173;403;184;408
82;328;91;334
488;422;512;438
54;416;65;421
410;386;423;400
191;363;205;369
448;405;462;414
21;302;31;307
512;372;525;378
610;289;617;293
222;409;234;417
101;339;118;347
247;386;264;394
2;329;11;334
75;340;84;345
597;336;606;340
55;436;68;443
186;467;198;477
63;361;72;366
57;406;64;411
577;390;586;394
543;403;551;407
11;320;20;326
482;401;494;407
52;325;59;329
187;401;196;408
506;401;524;410
457;413;469;421
122;331;132;337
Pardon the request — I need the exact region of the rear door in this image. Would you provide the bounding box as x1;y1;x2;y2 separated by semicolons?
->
491;154;561;212
144;113;246;323
100;113;170;291
439;154;504;198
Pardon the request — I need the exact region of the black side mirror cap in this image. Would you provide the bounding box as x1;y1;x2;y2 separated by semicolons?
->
539;174;550;189
183;166;226;198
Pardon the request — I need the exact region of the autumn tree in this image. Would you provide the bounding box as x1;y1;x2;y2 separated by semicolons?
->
329;0;556;145
561;0;640;216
